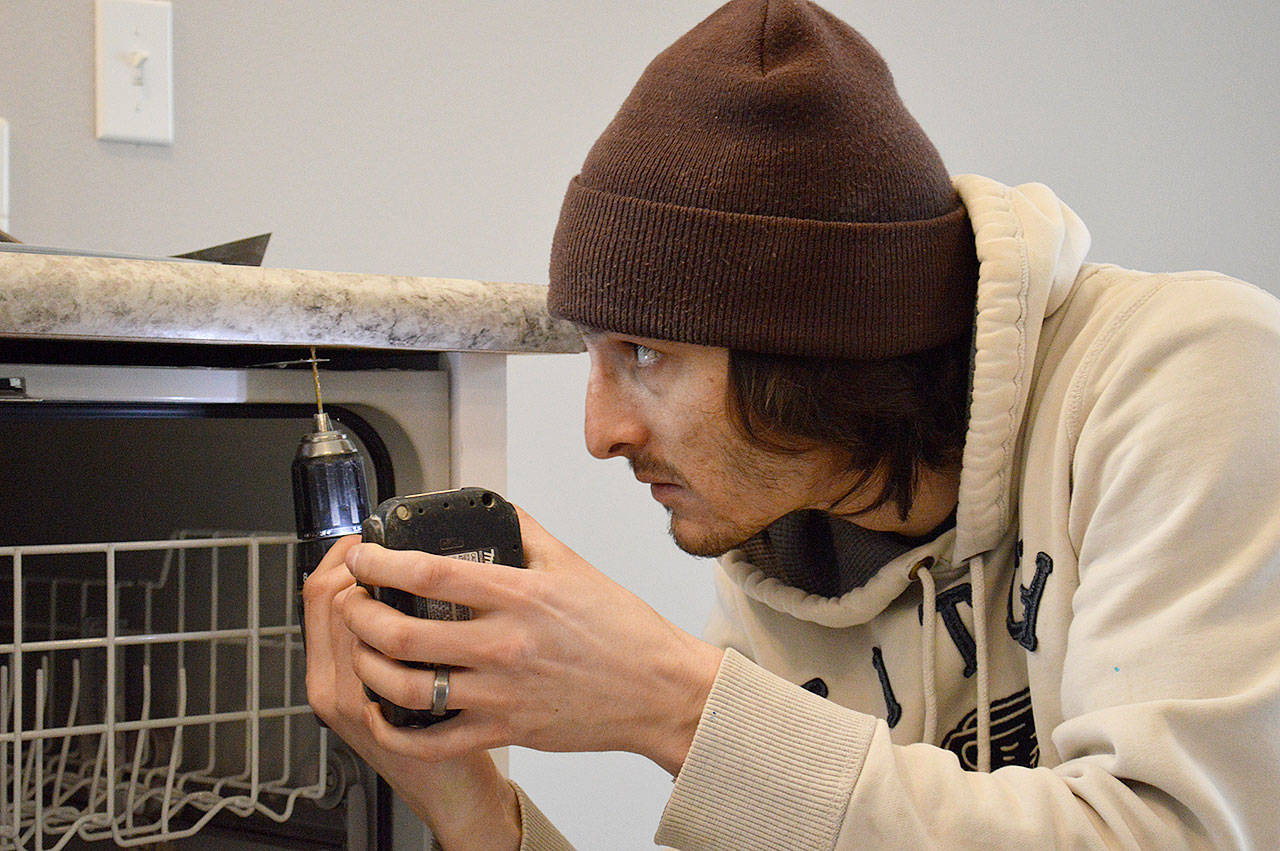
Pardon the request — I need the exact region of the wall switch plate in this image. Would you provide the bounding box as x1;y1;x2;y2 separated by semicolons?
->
95;0;173;145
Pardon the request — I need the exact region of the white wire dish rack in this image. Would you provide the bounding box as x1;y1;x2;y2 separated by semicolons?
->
0;532;334;850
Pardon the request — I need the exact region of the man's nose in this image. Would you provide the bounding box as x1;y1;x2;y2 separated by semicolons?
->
584;374;647;460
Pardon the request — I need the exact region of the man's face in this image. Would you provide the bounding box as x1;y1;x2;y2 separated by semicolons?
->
581;330;852;557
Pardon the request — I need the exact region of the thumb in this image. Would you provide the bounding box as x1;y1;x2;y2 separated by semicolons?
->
512;503;580;571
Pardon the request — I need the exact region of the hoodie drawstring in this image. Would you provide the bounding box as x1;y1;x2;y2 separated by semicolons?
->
912;557;939;745
970;552;992;772
914;553;993;772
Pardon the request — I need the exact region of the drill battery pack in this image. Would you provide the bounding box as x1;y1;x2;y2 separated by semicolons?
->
359;487;524;726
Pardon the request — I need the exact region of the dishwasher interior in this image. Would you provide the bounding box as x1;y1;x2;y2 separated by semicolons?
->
0;346;450;850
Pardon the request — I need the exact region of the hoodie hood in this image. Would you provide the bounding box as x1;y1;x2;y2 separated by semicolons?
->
721;175;1091;623
952;175;1091;562
714;175;1092;773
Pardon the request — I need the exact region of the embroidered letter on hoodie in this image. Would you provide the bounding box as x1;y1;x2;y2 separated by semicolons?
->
871;646;902;727
919;582;978;677
1007;541;1053;651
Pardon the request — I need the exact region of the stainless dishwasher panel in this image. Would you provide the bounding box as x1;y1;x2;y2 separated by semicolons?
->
0;357;454;850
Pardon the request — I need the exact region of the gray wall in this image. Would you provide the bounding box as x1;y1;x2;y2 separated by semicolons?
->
2;2;1276;848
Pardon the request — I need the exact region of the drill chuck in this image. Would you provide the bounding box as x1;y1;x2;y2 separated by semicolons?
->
292;412;372;594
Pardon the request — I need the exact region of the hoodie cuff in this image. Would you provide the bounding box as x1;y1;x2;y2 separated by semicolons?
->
655;649;876;850
512;780;576;851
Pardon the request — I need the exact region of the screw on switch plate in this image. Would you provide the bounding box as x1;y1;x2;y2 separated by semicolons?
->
95;0;173;145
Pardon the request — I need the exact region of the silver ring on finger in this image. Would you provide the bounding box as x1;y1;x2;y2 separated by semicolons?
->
430;667;450;717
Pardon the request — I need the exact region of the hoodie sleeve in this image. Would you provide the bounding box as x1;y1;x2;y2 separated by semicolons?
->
511;782;577;851
1048;275;1280;846
656;275;1280;849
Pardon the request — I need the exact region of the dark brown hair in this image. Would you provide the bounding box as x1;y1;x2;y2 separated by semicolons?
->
726;337;971;520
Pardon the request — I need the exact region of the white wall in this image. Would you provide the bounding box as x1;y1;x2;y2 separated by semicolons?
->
2;2;1277;848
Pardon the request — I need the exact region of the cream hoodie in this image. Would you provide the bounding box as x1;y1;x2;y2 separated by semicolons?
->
517;176;1280;849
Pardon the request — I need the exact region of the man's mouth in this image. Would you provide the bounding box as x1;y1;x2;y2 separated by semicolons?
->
631;458;685;502
647;482;681;504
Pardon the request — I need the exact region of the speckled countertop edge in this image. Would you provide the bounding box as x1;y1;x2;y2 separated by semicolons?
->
0;253;584;354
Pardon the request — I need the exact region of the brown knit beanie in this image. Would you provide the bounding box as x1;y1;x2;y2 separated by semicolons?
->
547;0;978;359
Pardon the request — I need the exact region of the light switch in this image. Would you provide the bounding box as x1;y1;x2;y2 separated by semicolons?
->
95;0;173;145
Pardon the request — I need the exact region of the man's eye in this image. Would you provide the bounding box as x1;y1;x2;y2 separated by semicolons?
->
633;344;660;367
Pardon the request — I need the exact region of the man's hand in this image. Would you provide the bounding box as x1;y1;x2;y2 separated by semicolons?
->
303;536;521;851
336;506;724;776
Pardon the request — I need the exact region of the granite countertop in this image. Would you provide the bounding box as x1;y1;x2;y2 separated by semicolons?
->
0;251;584;355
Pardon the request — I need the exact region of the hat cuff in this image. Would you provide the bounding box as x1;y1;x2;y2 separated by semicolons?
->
549;177;978;359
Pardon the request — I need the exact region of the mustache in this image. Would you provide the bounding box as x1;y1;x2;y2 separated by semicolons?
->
628;455;685;487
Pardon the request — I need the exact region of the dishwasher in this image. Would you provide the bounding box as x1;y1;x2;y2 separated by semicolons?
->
0;336;506;850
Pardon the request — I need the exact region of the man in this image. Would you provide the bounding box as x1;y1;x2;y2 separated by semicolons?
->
304;0;1280;848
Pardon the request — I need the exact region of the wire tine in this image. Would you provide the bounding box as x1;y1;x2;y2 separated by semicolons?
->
33;665;45;851
205;546;219;778
248;540;261;808
0;665;9;835
105;545;118;834
52;658;79;808
0;665;9;819
82;721;107;830
279;543;295;786
12;552;24;846
124;664;152;832
161;667;187;835
177;546;186;676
